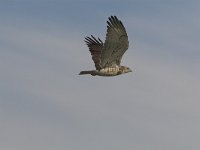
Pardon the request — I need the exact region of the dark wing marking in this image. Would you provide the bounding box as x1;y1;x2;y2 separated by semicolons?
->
101;16;129;67
85;35;103;70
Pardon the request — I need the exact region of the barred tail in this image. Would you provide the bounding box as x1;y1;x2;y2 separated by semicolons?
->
79;70;96;75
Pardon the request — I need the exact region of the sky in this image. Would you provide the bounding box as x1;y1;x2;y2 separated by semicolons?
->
0;0;200;150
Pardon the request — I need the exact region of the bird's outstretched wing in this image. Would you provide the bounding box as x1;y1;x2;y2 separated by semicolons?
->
101;16;129;67
85;35;103;70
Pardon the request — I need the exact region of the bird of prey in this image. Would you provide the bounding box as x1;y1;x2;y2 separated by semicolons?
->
79;16;132;76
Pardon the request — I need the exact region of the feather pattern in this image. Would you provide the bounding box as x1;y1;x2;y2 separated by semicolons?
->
84;35;103;70
101;16;129;67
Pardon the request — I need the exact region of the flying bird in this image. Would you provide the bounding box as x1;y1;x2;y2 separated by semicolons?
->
79;16;132;76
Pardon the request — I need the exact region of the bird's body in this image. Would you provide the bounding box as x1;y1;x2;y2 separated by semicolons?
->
79;66;130;76
79;16;132;76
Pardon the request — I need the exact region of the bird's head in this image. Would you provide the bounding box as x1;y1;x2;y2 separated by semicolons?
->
120;66;132;74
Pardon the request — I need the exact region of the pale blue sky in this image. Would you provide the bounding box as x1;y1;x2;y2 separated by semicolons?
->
0;1;200;150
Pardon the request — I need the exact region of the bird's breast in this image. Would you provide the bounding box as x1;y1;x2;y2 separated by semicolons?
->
100;66;120;75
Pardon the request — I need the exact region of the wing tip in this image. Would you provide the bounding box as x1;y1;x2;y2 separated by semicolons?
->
84;35;103;46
